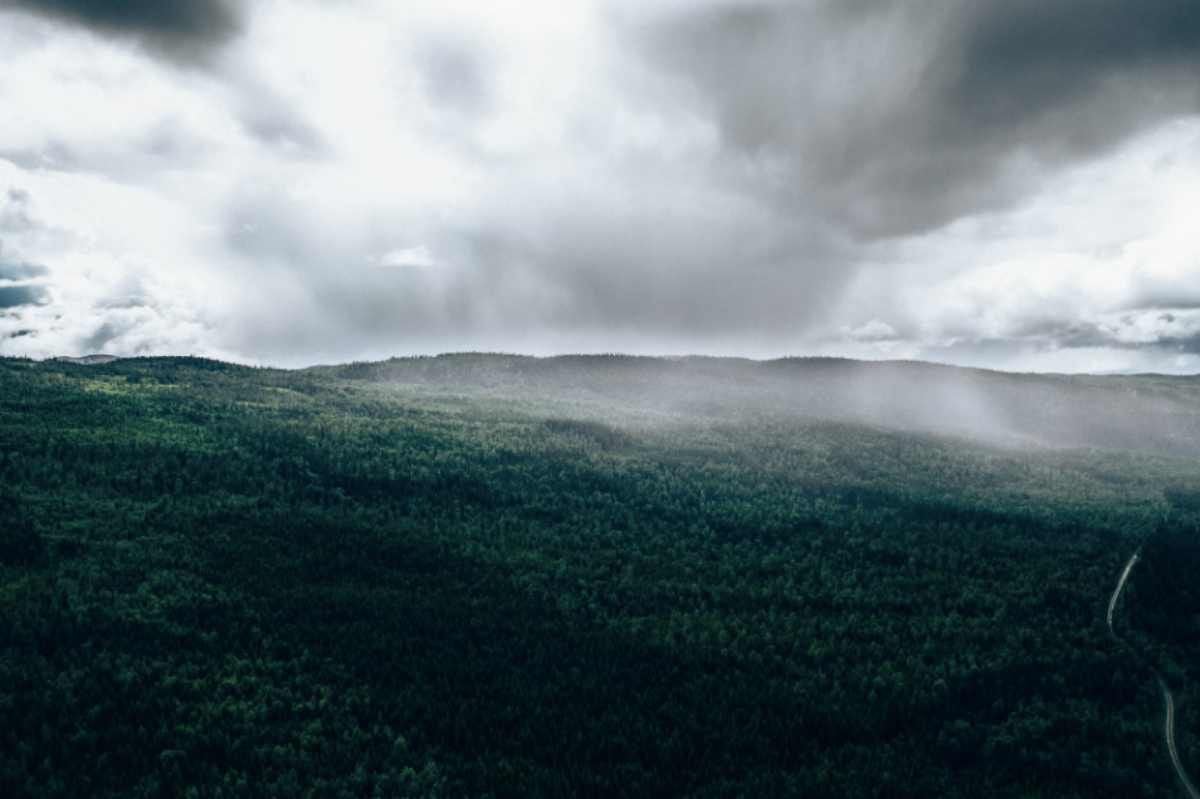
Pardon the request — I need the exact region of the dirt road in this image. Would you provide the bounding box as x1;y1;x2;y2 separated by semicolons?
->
1109;549;1199;799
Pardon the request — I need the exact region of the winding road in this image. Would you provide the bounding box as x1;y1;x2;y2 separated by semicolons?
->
1107;550;1140;633
1108;549;1200;799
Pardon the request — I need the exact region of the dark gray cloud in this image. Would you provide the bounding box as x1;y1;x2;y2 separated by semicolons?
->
1157;335;1200;355
0;199;51;290
1124;277;1200;313
917;309;1200;364
81;320;122;352
236;81;329;158
2;0;1198;371
0;143;79;173
0;260;49;281
953;0;1200;122
637;0;1200;238
417;39;492;117
1;188;37;232
1;189;71;256
7;0;241;60
0;284;49;308
456;207;846;340
217;169;851;361
240;104;327;157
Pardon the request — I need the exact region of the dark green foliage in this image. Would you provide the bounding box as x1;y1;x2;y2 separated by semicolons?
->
0;492;43;566
1125;509;1200;784
542;418;631;450
1164;487;1200;514
0;354;1197;797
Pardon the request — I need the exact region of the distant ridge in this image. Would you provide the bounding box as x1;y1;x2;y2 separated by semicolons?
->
306;352;1200;455
54;354;121;365
10;351;1200;454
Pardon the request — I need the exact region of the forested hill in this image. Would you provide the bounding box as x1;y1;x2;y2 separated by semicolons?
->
315;353;1200;454
3;353;1200;796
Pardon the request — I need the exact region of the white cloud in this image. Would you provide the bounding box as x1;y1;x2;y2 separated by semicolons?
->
843;319;898;343
1;1;1199;372
375;246;437;270
831;119;1200;372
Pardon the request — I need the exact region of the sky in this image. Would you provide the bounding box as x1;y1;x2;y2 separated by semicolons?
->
1;0;1199;372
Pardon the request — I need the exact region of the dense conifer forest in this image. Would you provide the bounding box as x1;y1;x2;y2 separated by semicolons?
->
2;354;1199;797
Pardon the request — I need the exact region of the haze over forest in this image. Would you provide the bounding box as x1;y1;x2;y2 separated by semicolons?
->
3;353;1200;796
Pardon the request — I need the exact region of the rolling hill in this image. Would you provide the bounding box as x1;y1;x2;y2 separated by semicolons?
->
2;353;1199;797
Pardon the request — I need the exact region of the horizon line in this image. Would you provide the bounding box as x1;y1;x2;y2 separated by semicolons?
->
14;351;1199;380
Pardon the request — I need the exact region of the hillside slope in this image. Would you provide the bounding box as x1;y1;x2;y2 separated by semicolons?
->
316;353;1200;454
2;354;1199;797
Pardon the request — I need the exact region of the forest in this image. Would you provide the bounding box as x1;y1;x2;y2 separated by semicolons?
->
2;353;1199;797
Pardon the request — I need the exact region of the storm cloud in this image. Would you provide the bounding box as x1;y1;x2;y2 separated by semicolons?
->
638;0;1200;237
6;0;241;60
0;260;49;281
0;284;49;309
1;0;1199;372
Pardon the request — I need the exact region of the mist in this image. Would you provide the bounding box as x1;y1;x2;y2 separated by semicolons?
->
316;353;1200;456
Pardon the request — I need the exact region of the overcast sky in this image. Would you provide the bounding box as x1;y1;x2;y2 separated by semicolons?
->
1;0;1199;372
